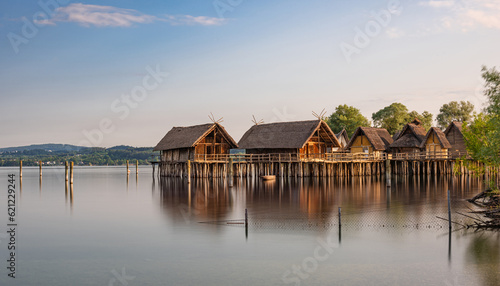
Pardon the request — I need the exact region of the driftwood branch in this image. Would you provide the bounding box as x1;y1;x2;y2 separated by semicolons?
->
466;189;500;229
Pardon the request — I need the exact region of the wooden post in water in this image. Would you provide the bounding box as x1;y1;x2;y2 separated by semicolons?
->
338;207;342;227
39;160;42;177
447;190;452;231
136;160;139;175
19;160;23;178
187;160;191;184
245;208;248;226
65;161;68;182
70;161;74;184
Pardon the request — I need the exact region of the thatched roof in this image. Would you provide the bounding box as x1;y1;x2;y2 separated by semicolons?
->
420;127;452;149
238;120;341;149
390;134;422;148
153;123;238;151
392;131;401;141
390;119;427;149
444;121;463;134
345;127;393;151
335;129;349;143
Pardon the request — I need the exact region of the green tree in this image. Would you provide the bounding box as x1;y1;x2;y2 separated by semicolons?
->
463;66;500;170
463;113;500;167
436;101;475;129
408;110;433;130
372;103;432;135
372;103;409;135
483;65;500;115
326;105;370;136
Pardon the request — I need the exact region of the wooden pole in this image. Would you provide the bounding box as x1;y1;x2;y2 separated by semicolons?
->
447;190;452;230
65;161;68;182
70;161;74;184
338;207;342;227
39;160;42;177
245;208;248;225
19;160;23;177
136;160;139;175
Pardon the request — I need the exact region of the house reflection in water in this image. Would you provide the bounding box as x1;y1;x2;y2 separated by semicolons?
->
156;175;484;231
158;178;234;224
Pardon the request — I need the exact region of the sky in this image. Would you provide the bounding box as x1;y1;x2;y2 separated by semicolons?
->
0;0;499;148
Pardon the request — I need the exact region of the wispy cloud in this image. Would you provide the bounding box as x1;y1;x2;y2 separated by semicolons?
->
419;0;500;31
418;1;456;8
35;3;225;27
386;27;405;39
162;15;226;26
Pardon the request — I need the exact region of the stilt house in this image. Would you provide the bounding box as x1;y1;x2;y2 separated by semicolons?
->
345;127;393;156
389;119;427;154
444;121;466;156
420;127;451;158
335;129;350;150
154;123;238;162
237;120;341;159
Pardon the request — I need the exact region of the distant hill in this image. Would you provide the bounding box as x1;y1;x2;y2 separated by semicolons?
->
107;145;134;150
0;144;87;153
0;144;157;166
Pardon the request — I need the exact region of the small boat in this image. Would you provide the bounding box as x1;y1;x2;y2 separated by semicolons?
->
261;175;276;181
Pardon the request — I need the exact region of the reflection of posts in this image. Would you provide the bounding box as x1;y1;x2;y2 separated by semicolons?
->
187;160;191;184
447;190;452;231
70;162;74;184
338;207;342;244
228;158;233;187
385;159;391;188
245;209;248;240
448;231;452;263
70;182;74;212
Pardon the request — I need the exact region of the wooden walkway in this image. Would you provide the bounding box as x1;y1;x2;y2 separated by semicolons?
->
156;151;484;178
193;153;387;163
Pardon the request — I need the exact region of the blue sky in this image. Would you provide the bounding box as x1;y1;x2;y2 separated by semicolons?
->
1;0;499;148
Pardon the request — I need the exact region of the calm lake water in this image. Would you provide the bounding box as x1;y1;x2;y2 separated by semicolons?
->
0;166;499;286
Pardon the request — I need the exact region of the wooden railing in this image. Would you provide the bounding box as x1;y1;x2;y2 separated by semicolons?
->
193;152;387;163
390;151;470;160
191;151;471;163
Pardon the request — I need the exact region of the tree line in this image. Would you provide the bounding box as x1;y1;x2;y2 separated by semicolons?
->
0;147;157;166
325;100;475;137
324;65;500;182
